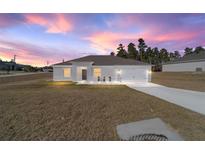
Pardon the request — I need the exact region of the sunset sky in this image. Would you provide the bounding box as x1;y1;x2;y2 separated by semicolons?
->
0;13;205;66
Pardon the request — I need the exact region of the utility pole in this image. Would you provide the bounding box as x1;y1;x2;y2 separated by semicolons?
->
13;55;16;63
47;61;49;66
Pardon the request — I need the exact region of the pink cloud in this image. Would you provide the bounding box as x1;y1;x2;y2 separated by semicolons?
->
0;50;47;67
24;14;73;34
84;32;140;54
0;39;78;67
85;29;200;54
152;31;198;42
0;42;47;66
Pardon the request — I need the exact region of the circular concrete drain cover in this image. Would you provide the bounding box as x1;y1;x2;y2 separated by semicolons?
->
129;133;168;141
117;118;184;141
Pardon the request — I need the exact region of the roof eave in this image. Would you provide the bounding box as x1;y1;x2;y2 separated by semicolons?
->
163;58;205;65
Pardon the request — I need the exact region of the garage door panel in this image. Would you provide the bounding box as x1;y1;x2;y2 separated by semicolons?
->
121;68;147;81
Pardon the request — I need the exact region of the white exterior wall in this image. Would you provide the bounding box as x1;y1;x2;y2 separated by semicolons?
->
53;64;151;83
72;62;93;82
163;61;205;72
91;66;115;82
53;65;72;81
91;65;151;82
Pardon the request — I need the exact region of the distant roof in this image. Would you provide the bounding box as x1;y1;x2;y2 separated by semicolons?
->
54;55;149;66
163;51;205;65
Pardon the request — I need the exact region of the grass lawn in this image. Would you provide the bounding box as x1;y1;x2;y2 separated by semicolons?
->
0;73;52;84
152;72;205;92
0;79;205;140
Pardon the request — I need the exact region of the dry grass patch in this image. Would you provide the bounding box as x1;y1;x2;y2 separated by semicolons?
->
152;72;205;92
0;73;52;84
0;80;205;140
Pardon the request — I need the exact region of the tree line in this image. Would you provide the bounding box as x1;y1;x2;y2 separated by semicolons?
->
112;38;205;66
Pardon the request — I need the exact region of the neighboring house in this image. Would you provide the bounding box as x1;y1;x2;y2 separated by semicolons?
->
162;52;205;72
53;55;152;84
0;60;25;71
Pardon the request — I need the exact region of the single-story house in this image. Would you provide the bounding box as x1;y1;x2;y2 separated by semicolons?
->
53;55;152;84
162;52;205;72
0;60;26;71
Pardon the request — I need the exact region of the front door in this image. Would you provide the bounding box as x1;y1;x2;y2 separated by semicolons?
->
82;69;87;80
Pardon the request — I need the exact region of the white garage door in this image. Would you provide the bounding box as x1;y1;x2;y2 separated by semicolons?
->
120;68;147;82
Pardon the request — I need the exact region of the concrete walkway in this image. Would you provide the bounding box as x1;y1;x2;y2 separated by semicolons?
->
127;82;205;115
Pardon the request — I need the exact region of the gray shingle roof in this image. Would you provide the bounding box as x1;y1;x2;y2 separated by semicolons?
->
163;51;205;65
54;55;149;66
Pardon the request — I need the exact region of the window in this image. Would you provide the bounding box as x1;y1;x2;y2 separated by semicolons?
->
196;67;203;72
64;68;71;77
93;68;101;78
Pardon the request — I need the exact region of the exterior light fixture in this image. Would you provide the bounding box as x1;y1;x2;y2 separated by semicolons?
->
116;69;122;74
147;70;152;74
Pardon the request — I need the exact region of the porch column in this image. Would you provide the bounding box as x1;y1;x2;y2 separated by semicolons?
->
71;65;77;81
87;63;93;82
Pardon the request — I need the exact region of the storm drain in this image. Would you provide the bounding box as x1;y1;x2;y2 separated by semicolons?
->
117;118;183;141
128;133;168;141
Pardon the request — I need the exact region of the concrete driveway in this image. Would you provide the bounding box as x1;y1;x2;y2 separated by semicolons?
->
127;82;205;115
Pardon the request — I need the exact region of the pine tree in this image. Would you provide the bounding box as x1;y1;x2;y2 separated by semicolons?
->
145;47;152;64
194;46;205;54
110;52;115;56
127;43;138;59
138;38;147;61
174;51;181;59
184;47;193;55
116;44;127;58
159;48;169;63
